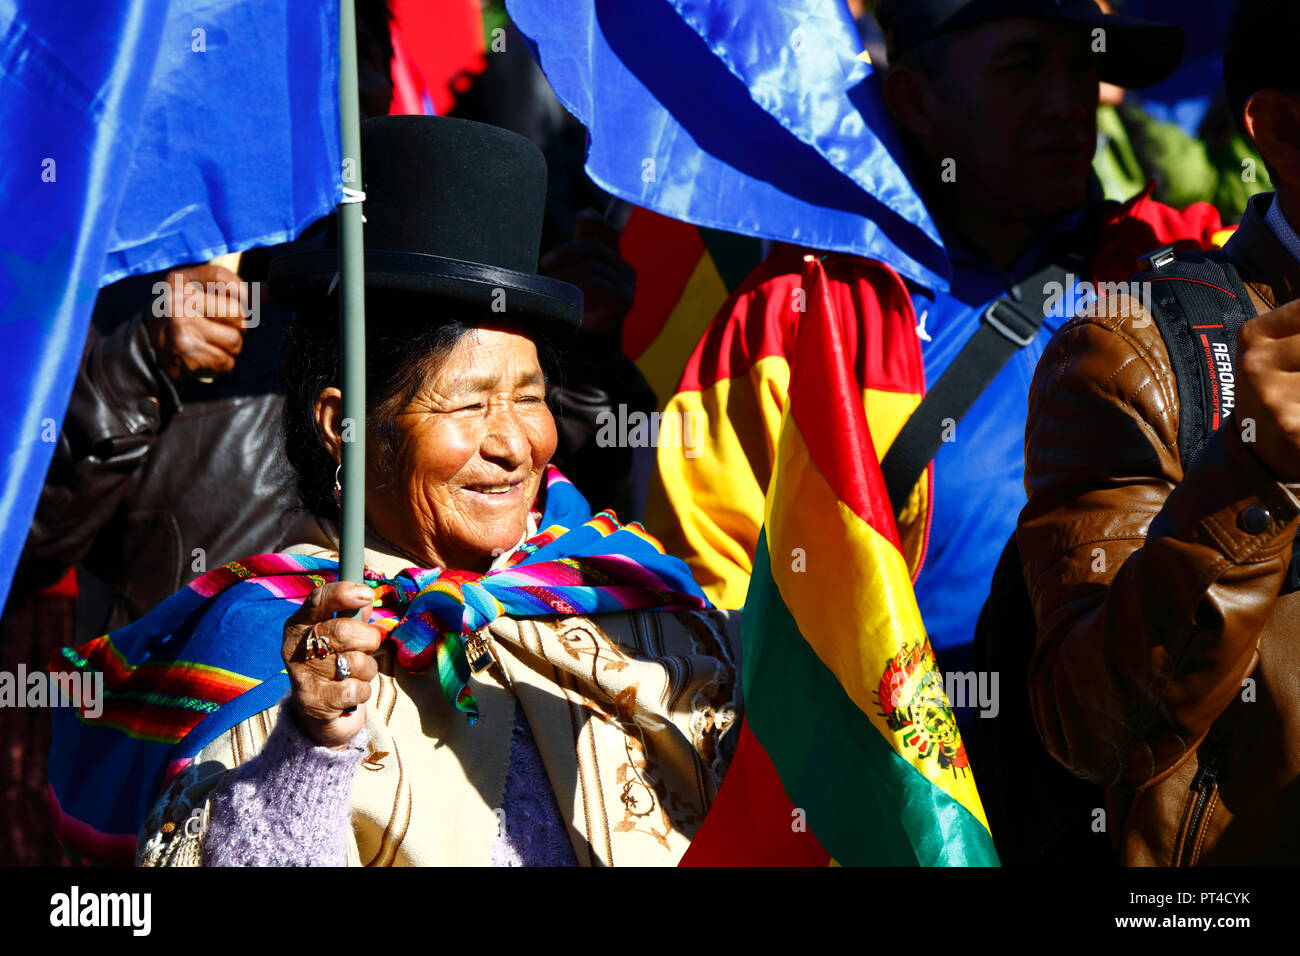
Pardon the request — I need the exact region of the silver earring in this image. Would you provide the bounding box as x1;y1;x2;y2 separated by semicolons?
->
332;464;342;505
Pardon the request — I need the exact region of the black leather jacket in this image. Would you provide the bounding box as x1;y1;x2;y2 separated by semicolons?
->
12;271;302;634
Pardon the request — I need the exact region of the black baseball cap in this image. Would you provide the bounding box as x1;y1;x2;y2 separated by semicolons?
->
1224;0;1300;135
874;0;1185;89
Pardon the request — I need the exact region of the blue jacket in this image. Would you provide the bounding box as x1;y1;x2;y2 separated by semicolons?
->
911;220;1084;680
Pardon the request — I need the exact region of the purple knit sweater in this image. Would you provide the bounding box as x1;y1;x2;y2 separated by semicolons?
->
203;699;577;866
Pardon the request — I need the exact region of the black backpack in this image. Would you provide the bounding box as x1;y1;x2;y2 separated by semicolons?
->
970;247;1291;865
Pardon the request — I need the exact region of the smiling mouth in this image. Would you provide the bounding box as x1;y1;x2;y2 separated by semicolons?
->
465;481;523;496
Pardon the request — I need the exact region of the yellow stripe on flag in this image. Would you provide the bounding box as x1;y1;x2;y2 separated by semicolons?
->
652;358;929;605
650;354;792;609
858;387;928;578
764;409;990;831
635;254;730;406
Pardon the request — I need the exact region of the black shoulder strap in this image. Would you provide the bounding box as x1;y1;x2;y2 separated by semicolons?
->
1136;247;1254;465
1136;247;1300;593
881;259;1082;519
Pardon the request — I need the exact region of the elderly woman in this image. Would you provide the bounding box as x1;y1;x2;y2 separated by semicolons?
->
47;116;739;867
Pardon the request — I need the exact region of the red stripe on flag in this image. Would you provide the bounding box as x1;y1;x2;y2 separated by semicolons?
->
680;719;832;866
620;209;707;361
674;245;810;392
787;256;913;546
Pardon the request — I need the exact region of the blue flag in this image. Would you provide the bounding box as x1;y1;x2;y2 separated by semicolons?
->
506;0;948;291
0;0;341;610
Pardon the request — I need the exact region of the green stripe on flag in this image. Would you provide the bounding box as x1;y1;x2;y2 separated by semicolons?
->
743;531;1000;866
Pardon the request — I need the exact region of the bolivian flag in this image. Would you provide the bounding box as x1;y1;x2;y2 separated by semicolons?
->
682;256;998;866
619;207;763;407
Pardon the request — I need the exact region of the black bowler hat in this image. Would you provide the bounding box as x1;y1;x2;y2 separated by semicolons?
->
269;115;582;334
874;0;1185;90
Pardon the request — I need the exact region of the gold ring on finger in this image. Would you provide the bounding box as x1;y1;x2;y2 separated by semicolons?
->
306;624;334;660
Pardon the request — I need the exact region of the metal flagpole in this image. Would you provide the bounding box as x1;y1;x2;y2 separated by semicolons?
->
337;0;366;597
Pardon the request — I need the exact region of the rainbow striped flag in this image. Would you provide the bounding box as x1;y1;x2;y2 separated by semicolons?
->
681;256;998;866
619;207;763;407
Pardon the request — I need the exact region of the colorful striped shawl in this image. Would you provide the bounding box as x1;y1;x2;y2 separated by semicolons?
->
47;468;709;864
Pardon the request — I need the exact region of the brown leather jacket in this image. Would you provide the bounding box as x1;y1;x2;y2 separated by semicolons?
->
1019;193;1300;866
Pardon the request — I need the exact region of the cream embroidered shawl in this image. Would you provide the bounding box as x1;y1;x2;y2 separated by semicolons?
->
138;516;742;866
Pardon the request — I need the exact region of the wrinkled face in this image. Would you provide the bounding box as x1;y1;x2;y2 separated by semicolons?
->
365;324;556;572
924;17;1099;225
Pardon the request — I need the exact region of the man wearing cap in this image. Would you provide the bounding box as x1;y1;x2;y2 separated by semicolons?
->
1016;0;1300;864
649;0;1216;717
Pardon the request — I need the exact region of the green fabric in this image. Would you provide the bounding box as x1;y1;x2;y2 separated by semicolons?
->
743;531;1001;866
1094;104;1147;204
1211;133;1273;223
1126;104;1218;210
1093;102;1273;222
482;0;508;45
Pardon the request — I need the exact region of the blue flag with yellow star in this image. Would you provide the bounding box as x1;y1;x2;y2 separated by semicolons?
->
0;0;342;609
506;0;948;291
